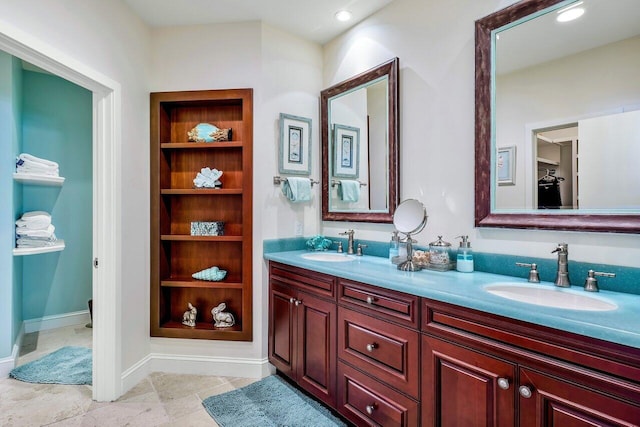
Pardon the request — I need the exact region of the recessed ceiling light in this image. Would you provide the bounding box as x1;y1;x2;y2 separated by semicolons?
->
556;2;585;22
335;10;352;22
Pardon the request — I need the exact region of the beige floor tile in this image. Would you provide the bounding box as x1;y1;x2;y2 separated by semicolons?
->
161;408;219;427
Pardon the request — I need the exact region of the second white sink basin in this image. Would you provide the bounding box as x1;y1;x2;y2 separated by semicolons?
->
484;283;618;311
300;252;356;262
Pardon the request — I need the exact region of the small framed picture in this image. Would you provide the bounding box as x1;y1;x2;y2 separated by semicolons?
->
497;145;516;186
333;124;360;178
279;113;312;175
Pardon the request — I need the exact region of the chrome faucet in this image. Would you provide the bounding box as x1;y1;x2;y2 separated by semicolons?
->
552;243;570;287
339;229;356;254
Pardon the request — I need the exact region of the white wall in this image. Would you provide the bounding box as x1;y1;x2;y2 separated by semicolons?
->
150;22;323;362
0;0;151;376
322;0;640;266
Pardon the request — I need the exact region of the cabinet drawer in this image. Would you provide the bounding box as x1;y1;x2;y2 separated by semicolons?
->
339;279;419;328
269;262;335;299
339;307;419;398
338;362;419;427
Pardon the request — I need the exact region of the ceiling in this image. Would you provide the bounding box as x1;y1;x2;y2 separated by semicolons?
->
123;0;394;44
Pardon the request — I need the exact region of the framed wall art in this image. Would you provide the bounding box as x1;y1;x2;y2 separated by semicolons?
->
497;145;516;186
333;124;360;178
279;113;312;175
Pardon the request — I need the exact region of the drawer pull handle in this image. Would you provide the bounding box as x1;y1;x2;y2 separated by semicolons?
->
294;299;303;306
366;343;378;352
519;385;533;399
497;377;510;390
366;296;376;304
365;404;376;415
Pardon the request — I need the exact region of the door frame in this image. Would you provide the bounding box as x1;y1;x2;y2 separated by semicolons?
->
0;23;122;401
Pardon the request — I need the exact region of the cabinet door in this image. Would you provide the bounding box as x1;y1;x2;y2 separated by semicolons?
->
296;290;337;408
269;282;296;378
422;335;516;427
519;367;640;427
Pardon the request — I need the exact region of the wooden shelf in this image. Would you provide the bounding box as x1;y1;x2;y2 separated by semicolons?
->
13;173;65;186
161;278;244;289
150;88;253;342
537;157;560;166
161;142;243;149
160;234;242;242
160;188;242;195
13;240;65;256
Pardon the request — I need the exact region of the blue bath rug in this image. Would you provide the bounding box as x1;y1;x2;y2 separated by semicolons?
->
9;346;92;385
202;375;346;427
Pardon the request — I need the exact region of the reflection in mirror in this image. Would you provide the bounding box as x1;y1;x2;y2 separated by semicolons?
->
393;199;427;272
475;0;640;233
321;58;399;223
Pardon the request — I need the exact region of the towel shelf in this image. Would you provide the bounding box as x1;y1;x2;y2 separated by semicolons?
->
273;176;319;188
13;240;65;256
331;179;367;188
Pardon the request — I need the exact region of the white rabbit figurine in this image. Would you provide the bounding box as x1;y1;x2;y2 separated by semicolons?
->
211;302;235;328
182;302;197;327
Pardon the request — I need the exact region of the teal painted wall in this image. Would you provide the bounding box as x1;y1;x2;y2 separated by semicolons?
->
21;70;92;319
0;52;23;358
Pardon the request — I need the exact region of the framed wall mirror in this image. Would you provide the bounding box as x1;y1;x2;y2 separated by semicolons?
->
475;0;640;233
321;58;399;223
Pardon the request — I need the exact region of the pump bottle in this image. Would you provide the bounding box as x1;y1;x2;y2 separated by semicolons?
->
456;235;474;273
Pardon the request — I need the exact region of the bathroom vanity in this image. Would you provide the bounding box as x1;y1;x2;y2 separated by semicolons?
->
266;251;640;426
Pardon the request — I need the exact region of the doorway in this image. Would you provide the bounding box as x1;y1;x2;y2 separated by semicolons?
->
0;28;121;401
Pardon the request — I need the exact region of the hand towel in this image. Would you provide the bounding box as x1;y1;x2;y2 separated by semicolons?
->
16;211;52;229
16;224;55;238
338;180;361;202
18;153;59;168
281;177;312;203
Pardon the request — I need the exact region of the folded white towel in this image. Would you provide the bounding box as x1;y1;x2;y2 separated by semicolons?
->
16;236;58;248
16;224;55;238
18;153;59;168
16;211;52;229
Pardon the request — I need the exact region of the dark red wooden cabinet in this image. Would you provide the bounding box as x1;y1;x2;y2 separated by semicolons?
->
268;262;337;407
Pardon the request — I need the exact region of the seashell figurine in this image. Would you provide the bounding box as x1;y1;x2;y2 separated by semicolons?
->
211;302;235;328
192;266;227;281
188;123;232;142
193;167;223;188
182;302;197;327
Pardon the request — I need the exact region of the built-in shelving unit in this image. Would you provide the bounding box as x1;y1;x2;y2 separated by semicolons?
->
150;89;253;341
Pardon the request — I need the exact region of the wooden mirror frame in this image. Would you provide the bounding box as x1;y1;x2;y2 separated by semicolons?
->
321;57;399;223
475;0;640;233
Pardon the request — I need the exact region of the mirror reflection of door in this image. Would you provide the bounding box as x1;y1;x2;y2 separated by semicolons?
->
534;125;577;210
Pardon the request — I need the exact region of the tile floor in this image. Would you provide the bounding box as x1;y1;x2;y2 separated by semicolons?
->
0;324;257;426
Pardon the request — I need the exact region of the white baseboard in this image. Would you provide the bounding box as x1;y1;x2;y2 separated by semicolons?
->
120;353;273;396
0;323;25;377
24;310;91;333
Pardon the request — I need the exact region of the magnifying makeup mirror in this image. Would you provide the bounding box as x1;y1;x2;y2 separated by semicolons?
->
393;199;428;271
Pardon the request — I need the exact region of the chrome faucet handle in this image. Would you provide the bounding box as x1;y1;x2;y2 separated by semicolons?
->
552;242;568;254
516;262;540;283
584;270;615;292
339;229;355;237
333;241;343;253
356;243;368;256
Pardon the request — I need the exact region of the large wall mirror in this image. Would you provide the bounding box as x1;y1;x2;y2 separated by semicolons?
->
476;0;640;233
321;58;399;223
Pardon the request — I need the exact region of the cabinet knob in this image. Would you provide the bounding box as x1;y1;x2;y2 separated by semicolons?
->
366;343;378;352
289;298;296;304
365;404;376;415
519;385;533;399
366;296;375;304
497;377;510;390
294;299;303;306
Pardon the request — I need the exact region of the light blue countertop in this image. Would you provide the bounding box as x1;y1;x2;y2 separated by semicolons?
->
264;250;640;350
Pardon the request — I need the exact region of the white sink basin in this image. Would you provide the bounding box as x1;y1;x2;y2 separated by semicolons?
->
484;283;618;311
300;252;356;262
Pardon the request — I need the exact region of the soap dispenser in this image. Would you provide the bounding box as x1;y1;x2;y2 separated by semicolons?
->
389;230;400;262
456;235;474;273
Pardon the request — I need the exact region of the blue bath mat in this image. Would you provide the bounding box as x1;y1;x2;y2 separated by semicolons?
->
202;375;346;427
9;346;92;385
